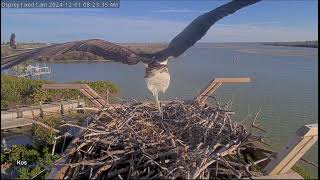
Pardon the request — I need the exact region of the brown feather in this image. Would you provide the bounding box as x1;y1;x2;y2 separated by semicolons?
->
1;39;153;70
1;0;261;71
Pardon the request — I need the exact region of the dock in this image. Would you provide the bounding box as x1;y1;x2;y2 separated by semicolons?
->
1;99;85;130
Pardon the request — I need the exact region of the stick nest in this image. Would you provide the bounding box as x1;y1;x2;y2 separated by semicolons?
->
59;100;266;179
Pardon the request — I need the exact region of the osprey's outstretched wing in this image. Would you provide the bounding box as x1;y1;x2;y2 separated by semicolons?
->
144;0;262;61
1;39;152;70
1;0;262;70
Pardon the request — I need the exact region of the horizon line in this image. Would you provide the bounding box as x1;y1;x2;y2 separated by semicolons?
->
2;40;318;44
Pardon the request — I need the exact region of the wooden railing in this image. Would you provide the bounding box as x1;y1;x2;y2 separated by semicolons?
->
195;77;251;106
196;77;318;178
263;124;318;176
42;84;106;109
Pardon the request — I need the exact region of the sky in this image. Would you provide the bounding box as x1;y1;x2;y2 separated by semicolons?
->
1;0;318;43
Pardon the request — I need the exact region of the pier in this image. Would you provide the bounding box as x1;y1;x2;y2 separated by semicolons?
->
2;63;52;78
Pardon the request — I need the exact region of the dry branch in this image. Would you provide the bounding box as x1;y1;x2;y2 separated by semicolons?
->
55;100;266;179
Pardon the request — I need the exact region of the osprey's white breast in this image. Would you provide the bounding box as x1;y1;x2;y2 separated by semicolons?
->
144;60;170;96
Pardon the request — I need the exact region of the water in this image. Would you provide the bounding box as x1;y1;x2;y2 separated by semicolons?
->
6;43;319;177
1;128;33;149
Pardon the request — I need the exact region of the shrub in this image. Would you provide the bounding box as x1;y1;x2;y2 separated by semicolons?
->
1;152;9;164
31;89;50;103
33;115;64;145
8;145;40;164
1;75;119;109
2;145;59;179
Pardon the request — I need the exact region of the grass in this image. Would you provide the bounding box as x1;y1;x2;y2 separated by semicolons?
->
292;164;315;179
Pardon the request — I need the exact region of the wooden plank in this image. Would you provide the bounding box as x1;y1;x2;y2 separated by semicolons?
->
42;84;88;90
42;83;106;109
1;118;33;130
296;124;318;137
213;77;251;83
242;172;304;179
206;82;222;96
83;88;105;107
196;81;219;102
83;85;106;106
1;100;84;120
196;82;216;103
32;120;60;133
263;124;318;175
79;89;103;109
197;82;222;106
1;100;85;130
195;77;251;106
195;77;250;106
200;82;221;98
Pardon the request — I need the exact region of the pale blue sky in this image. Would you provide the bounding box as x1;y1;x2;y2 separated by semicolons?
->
1;0;318;43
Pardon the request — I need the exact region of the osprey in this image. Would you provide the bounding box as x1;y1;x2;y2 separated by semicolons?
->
144;60;170;113
1;0;261;107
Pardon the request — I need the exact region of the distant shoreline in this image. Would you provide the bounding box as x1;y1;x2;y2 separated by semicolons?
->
261;41;318;48
45;59;112;63
2;41;317;63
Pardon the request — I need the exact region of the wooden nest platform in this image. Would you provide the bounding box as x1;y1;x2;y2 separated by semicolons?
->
51;100;268;179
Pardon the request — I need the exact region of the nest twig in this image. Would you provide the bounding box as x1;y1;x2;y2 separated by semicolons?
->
57;100;266;179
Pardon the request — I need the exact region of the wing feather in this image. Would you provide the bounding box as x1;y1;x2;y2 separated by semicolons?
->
1;39;152;70
147;0;262;61
1;0;262;70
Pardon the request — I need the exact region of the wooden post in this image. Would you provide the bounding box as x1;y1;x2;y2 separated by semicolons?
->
31;109;35;120
77;95;80;107
106;88;109;105
60;102;64;115
61;134;67;154
77;96;84;114
52;139;57;156
263;124;318;175
39;102;44;118
1;138;8;151
16;105;23;118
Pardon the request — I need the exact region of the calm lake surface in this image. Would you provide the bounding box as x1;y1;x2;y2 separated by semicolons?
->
6;43;320;177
